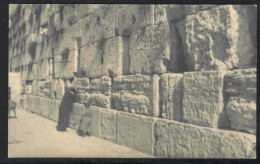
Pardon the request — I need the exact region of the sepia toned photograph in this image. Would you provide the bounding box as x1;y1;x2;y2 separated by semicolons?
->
8;4;256;158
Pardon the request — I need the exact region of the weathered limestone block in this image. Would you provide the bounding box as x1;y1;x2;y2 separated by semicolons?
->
102;37;129;76
80;5;115;46
39;97;49;117
177;5;257;71
27;63;38;81
77;4;103;19
183;71;226;128
112;75;159;116
155;118;256;158
63;4;77;29
53;12;63;31
99;5;116;40
48;99;61;122
40;4;49;26
226;97;256;134
81;43;102;77
88;106;102;137
154;5;217;24
225;69;256;100
37;59;49;80
63;50;77;78
225;69;256;134
23;7;31;22
161;73;183;121
31;80;38;96
73;78;89;93
25;85;32;94
129;22;183;74
80;11;102;47
55;79;65;100
54;29;75;56
116;112;156;155
69;19;81;39
69;103;86;130
116;5;153;36
38;80;52;98
73;77;111;108
101;108;117;143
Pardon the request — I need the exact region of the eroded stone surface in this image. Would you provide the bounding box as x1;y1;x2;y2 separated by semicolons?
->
112;75;159;116
183;71;226;128
129;22;183;74
101;109;117;143
81;43;102;77
73;77;111;108
117;112;156;155
177;5;257;71
161;73;183;121
225;69;256;134
102;37;129;76
155;118;256;158
69;103;86;130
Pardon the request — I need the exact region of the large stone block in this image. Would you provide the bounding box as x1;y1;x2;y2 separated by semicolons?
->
73;77;112;108
183;71;226;128
69;103;86;130
101;108;117;143
53;29;75;56
37;59;49;80
55;79;65;100
81;43;102;77
38;80;52;98
102;36;129;77
115;5;153;36
160;73;183;121
154;5;217;24
155;118;256;158
77;4;103;19
129;22;183;74
80;5;115;46
225;69;256;134
25;85;32;95
112;74;159;116
88;106;102;138
48;99;61;122
177;5;257;71
116;112;156;155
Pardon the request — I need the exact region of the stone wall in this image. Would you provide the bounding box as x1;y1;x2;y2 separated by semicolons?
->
9;4;256;158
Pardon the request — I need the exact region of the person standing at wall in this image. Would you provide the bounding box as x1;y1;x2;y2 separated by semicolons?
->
56;87;77;131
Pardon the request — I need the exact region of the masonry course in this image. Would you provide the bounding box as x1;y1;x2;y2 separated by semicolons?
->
9;4;256;158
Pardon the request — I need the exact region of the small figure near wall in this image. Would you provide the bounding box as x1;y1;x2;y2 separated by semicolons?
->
56;87;77;131
8;87;17;118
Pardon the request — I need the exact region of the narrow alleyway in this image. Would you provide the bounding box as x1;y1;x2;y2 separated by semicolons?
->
8;109;154;158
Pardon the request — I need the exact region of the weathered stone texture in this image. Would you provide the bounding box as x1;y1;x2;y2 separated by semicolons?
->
116;112;156;155
38;80;52;98
51;79;65;100
161;73;183;121
101;109;117;143
155;119;256;158
73;77;111;108
112;75;159;116
69;103;86;130
37;59;49;80
25;85;32;94
102;37;129;77
177;5;257;71
48;99;61;122
225;69;256;134
183;71;226;128
129;22;183;74
115;5;153;37
81;43;101;77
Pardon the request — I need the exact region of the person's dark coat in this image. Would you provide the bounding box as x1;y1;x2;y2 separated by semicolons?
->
57;88;76;131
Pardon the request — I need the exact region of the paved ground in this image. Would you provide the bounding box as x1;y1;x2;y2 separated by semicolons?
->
8;109;155;158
